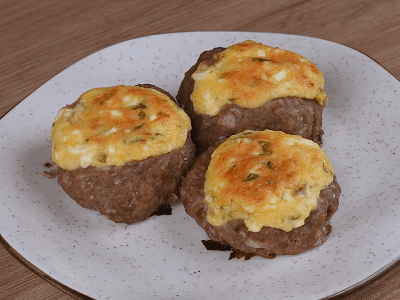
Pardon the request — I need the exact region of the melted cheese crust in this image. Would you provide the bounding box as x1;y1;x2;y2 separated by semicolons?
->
51;85;191;170
191;40;328;116
204;130;334;232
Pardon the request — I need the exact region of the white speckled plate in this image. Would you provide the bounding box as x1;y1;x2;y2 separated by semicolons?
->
1;32;400;300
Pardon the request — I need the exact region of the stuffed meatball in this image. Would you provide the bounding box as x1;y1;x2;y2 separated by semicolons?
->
51;84;195;224
177;40;328;153
180;129;340;258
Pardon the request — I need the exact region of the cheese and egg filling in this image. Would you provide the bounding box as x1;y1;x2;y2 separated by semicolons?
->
191;40;328;116
51;85;191;171
204;130;334;232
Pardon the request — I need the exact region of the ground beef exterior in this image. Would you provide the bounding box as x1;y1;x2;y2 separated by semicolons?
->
57;136;195;224
180;145;340;258
176;48;324;153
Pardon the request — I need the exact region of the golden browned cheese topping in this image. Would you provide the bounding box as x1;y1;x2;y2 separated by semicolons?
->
51;85;191;170
191;40;328;116
204;130;334;232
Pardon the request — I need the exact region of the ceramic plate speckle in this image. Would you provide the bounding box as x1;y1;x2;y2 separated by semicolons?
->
1;32;400;300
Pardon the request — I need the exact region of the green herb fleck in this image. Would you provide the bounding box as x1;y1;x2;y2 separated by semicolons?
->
97;153;107;163
252;58;269;62
243;173;260;182
258;140;271;148
123;137;146;144
296;185;306;195
100;92;114;104
134;123;145;130
265;150;274;156
138;111;146;119
289;214;301;220
230;164;236;170
266;161;275;169
268;180;275;184
258;140;273;156
249;82;258;87
132;103;147;110
323;164;333;175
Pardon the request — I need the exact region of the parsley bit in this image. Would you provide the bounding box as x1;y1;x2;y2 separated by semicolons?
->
132;103;147;110
138;111;146;119
258;140;273;156
97;153;107;163
289;214;300;220
264;149;274;156
243;173;260;182
323;164;333;175
249;82;258;87
104;92;114;99
100;92;114;104
123;138;146;144
252;58;269;62
266;161;275;169
134;123;144;129
258;140;271;148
